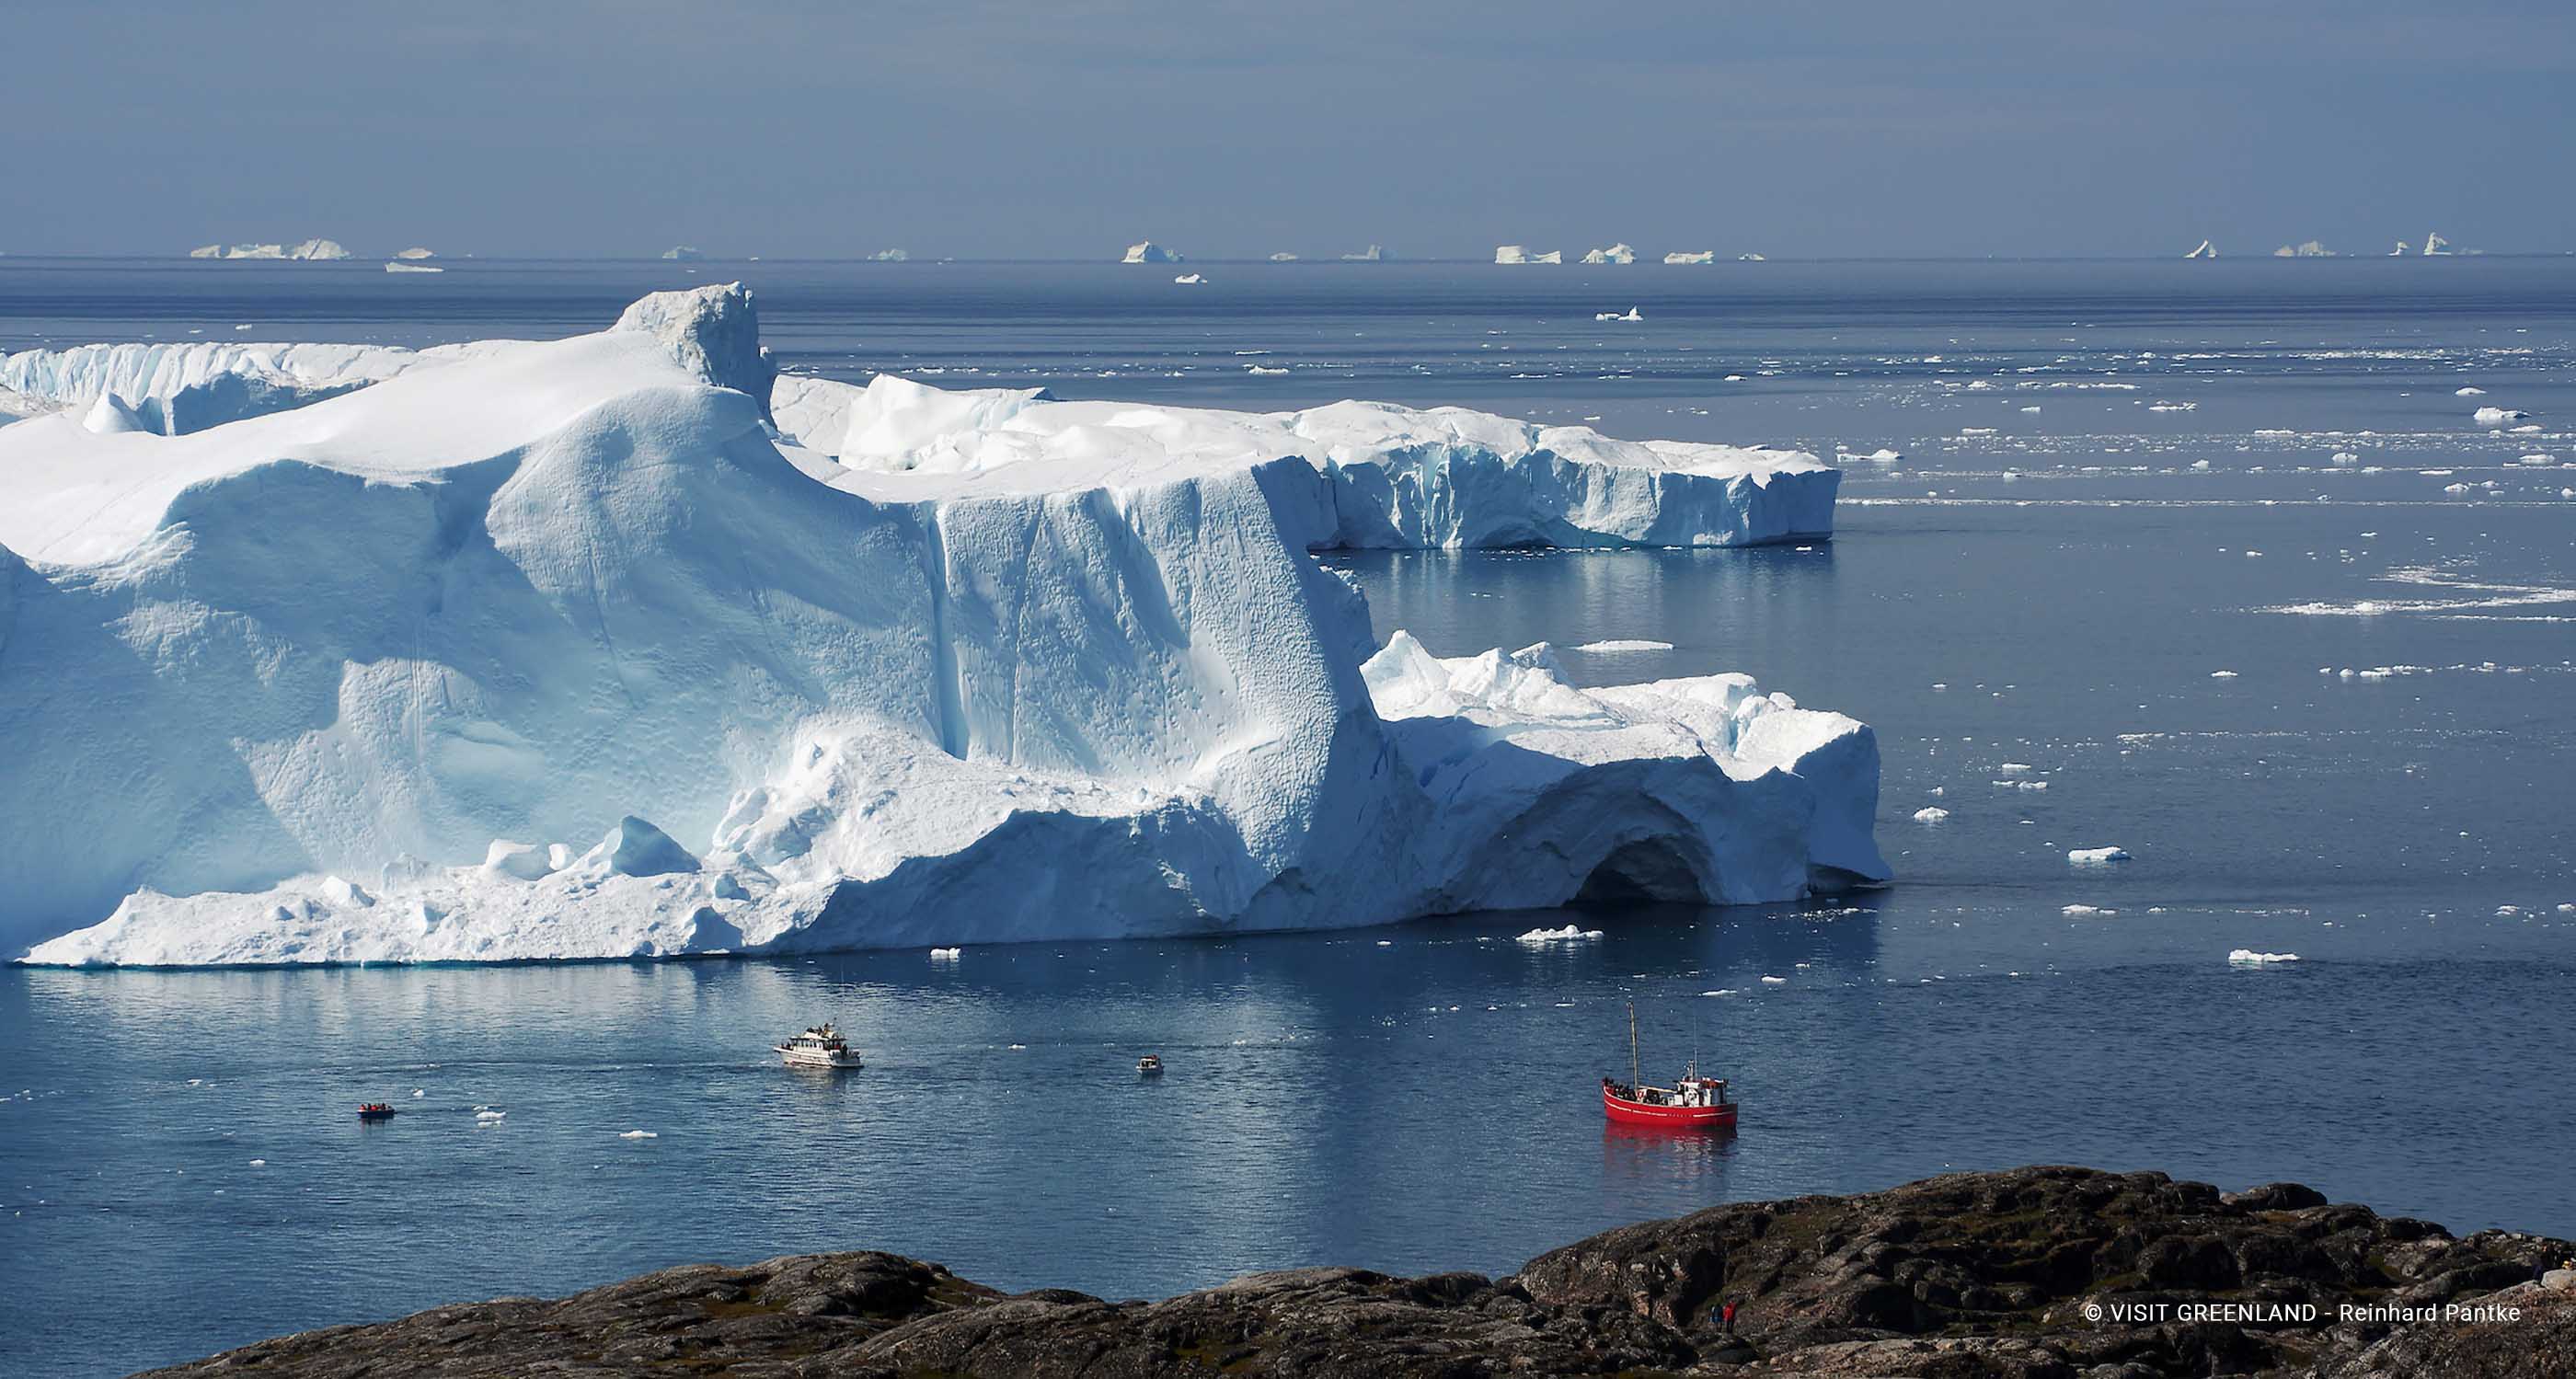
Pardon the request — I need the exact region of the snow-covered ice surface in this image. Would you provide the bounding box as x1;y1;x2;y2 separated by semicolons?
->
2;286;1878;965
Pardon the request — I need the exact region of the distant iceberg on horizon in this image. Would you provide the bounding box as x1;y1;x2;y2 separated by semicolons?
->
2185;239;2218;259
188;239;351;261
1121;241;1183;264
1664;250;1717;265
2273;240;2335;258
1495;245;1562;265
1;285;1880;966
1581;243;1637;265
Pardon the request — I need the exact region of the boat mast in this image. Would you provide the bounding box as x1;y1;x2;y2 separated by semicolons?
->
1627;1001;1640;1091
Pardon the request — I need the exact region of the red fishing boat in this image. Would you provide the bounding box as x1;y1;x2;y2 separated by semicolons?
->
356;1103;399;1121
1602;1003;1736;1130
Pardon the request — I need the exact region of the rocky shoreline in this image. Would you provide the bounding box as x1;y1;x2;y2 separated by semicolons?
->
146;1166;2572;1377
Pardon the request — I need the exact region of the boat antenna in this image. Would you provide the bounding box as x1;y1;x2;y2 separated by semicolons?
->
1627;1000;1640;1092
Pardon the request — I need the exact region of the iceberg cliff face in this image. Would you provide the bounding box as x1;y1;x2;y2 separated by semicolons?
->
1;287;1881;965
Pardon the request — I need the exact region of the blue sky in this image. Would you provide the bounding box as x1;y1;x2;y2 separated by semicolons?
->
4;0;2570;259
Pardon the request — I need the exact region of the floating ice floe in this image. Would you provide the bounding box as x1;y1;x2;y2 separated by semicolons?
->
2227;949;2300;965
2062;904;2115;916
6;286;1882;965
2474;407;2530;425
1515;925;1604;944
384;262;443;275
2455;386;2487;396
929;947;961;960
1593;307;1643;322
1173;273;1204;285
618;1130;657;1139
2068;846;2131;865
1570;639;1674;652
1913;807;1949;822
2211;670;2239;678
1759;975;1787;984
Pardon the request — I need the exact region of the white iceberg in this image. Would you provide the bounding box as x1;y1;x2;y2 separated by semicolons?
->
2184;240;2217;259
394;247;437;260
2272;241;2335;258
1514;925;1604;944
1912;807;1949;823
868;248;910;262
2067;846;2131;865
1581;244;1637;265
767;373;1840;549
193;239;351;261
1663;251;1716;266
1494;246;1562;265
1268;252;1299;262
0;339;425;435
1593;307;1643;322
384;262;443;274
1173;273;1204;285
2227;949;2300;965
2474;407;2530;425
1121;241;1182;264
1737;253;1766;262
3;286;1883;965
1340;245;1387;261
661;246;705;261
1571;639;1673;652
2421;232;2449;257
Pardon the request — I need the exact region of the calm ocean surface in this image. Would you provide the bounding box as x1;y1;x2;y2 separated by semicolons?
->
4;257;2573;1377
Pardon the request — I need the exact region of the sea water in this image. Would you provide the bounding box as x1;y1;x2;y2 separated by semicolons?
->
3;256;2571;1378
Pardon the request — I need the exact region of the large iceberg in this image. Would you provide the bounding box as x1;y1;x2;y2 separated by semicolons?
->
1;287;1880;965
1121;241;1183;264
1581;244;1638;265
766;373;1837;548
1495;246;1562;265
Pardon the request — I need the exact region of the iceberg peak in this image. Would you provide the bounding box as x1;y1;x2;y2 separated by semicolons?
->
612;282;776;415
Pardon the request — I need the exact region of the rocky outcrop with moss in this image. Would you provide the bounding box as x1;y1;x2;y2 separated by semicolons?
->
143;1166;2575;1377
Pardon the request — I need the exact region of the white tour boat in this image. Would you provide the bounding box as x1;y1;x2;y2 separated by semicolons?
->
776;1022;863;1069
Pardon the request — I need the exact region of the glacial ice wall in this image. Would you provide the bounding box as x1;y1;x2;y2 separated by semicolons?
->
1;286;1881;965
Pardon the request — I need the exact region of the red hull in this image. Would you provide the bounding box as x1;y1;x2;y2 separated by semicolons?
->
1603;1085;1737;1129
